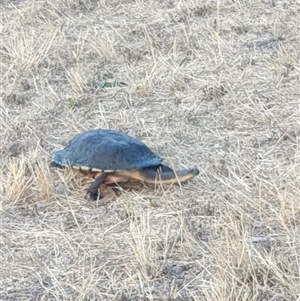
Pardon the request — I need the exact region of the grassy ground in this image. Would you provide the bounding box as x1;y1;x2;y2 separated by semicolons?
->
1;0;299;300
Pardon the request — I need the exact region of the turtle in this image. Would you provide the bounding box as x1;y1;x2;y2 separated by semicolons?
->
50;129;199;200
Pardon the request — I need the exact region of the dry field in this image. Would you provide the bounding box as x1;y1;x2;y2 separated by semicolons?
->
1;0;299;300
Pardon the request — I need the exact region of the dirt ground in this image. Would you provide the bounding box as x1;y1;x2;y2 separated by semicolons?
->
1;0;299;300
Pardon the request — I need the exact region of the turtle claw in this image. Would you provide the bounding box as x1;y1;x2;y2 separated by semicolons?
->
86;184;103;201
86;190;101;201
86;184;116;202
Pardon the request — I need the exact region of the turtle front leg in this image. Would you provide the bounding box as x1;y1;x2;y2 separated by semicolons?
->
87;173;107;200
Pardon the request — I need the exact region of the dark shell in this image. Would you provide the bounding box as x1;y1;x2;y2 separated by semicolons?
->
53;129;162;171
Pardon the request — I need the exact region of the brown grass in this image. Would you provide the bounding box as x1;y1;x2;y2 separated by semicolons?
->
1;0;299;300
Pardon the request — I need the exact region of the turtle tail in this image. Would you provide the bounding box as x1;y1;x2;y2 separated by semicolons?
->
50;161;63;169
141;165;199;184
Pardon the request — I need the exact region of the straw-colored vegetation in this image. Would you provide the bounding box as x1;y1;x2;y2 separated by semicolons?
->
1;0;299;300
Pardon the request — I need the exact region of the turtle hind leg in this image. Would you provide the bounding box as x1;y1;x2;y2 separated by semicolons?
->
87;173;107;200
99;184;117;202
141;165;199;184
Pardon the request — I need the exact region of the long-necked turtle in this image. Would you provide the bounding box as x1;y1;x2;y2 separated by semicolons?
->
50;129;199;200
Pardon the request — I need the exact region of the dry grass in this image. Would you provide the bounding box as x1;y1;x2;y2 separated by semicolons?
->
1;0;299;300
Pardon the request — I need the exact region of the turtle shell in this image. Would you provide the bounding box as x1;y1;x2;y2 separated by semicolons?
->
53;129;162;171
